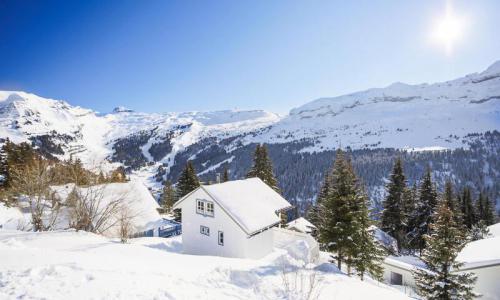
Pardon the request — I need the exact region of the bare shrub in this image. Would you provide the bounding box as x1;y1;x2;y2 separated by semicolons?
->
278;260;323;300
10;158;60;231
118;206;137;243
67;184;127;234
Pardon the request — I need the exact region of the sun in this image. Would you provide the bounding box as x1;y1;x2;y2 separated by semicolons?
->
431;1;466;55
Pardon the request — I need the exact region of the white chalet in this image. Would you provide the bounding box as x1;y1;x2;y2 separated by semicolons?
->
173;178;293;259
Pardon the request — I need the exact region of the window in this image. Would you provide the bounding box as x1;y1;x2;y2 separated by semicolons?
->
196;199;214;217
218;231;224;246
206;202;214;216
200;225;210;236
390;272;403;285
197;200;205;214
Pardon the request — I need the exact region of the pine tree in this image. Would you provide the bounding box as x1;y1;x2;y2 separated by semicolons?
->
160;181;176;213
476;192;496;226
410;167;438;253
176;161;200;198
402;182;418;252
351;190;385;281
0;141;9;189
442;180;462;225
414;200;477;300
246;144;280;193
174;161;200;222
317;149;385;279
459;187;476;229
222;166;229;182
307;173;330;227
381;158;407;253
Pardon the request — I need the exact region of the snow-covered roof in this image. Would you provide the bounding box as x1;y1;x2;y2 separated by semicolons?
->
456;236;500;270
51;180;163;236
287;217;316;234
368;225;398;254
383;255;427;271
175;178;292;236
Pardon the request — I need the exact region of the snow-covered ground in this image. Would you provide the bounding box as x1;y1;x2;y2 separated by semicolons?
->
0;229;409;300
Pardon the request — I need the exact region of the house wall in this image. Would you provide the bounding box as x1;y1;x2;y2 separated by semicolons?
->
179;189;272;258
381;262;417;289
243;229;274;259
456;264;500;300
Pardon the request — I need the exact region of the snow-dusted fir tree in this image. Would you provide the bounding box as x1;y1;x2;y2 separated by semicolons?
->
476;192;496;226
381;158;407;253
222;166;229;182
403;182;418;251
160;181;176;213
410;167;438;252
351;190;385;281
175;161;200;221
414;200;477;300
307;173;330;227
442;180;462;225
459;187;476;229
0;141;9;189
246;144;280;193
317;149;385;279
176;161;200;198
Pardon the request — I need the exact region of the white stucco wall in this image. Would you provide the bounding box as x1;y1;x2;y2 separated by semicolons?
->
177;189;274;259
456;264;500;300
381;262;417;288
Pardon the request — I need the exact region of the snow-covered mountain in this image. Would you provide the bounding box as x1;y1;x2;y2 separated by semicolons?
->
251;61;500;151
0;90;280;171
1;62;499;208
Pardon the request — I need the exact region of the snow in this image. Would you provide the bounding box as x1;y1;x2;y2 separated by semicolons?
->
198;178;292;235
456;236;500;269
286;217;316;234
0;229;410;299
488;222;500;238
0;203;27;230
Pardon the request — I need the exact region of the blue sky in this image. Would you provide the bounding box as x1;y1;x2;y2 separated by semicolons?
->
1;0;499;114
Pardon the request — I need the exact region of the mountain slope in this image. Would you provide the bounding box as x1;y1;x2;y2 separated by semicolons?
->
1;62;499;210
249;61;500;151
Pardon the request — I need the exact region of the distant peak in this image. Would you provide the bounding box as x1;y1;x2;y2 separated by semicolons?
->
483;60;500;74
112;106;133;113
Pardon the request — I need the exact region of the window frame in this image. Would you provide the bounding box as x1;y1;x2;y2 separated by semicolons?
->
196;199;214;217
206;202;214;216
218;231;224;246
200;225;210;236
196;200;205;214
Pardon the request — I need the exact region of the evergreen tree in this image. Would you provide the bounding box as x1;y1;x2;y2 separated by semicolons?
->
414;200;477;300
0;141;9;189
246;144;280;193
410;167;438;253
174;161;200;222
459;187;476;229
442;180;462;225
176;161;200;198
317;149;385;279
160;181;176;213
476;192;496;226
307;173;330;227
351;190;385;281
402;182;418;252
381;158;407;253
222;166;229;182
